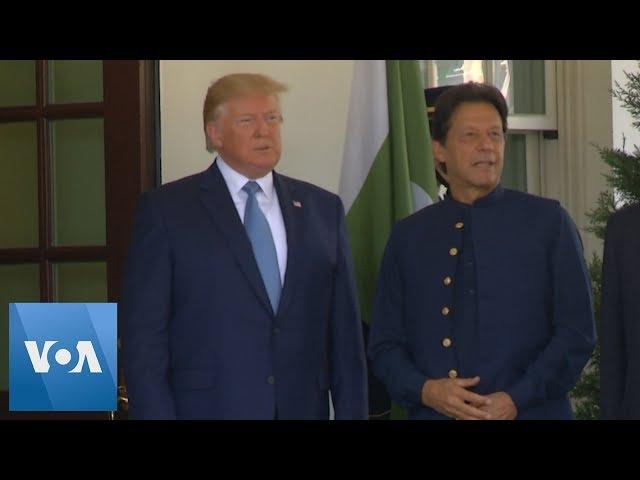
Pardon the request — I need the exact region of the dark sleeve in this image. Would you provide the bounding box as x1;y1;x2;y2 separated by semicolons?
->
329;198;369;419
506;206;596;413
368;229;429;409
121;192;176;419
600;212;625;419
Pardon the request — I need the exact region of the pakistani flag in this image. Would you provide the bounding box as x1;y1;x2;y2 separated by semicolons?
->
339;60;438;419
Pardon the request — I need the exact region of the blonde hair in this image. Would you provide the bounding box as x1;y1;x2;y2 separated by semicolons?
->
203;73;288;152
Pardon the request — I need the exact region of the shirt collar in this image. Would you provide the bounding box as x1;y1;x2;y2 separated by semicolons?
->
216;155;275;200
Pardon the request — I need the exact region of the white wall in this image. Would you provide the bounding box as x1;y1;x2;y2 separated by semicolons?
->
159;60;354;192
611;60;640;152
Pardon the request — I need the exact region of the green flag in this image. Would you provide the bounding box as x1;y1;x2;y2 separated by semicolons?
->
339;60;438;419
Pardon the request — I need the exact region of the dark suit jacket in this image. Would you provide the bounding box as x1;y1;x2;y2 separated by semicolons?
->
368;187;595;419
121;161;368;419
601;203;640;419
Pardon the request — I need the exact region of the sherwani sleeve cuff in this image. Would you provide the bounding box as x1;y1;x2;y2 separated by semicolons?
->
404;372;429;406
506;376;537;414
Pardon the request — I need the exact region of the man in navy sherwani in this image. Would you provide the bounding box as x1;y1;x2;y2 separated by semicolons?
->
368;82;595;420
122;73;367;419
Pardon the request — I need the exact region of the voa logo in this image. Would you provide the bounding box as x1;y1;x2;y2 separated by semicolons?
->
9;302;117;411
24;340;103;374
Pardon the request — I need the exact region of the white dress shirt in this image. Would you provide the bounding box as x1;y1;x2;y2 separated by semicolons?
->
216;156;287;285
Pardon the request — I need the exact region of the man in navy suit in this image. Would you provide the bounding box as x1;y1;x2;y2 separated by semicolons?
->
601;203;640;419
121;73;368;419
368;82;595;419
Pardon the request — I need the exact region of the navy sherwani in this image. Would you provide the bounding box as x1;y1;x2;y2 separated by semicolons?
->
368;185;595;419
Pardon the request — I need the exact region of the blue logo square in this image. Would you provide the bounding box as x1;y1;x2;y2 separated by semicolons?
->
9;303;117;411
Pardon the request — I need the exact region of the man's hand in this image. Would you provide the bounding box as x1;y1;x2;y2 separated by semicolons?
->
421;376;492;420
478;391;518;420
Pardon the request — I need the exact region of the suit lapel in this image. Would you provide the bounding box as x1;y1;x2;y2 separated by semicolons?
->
273;171;303;319
198;161;274;316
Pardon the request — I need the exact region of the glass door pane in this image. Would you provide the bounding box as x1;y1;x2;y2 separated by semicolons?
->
52;262;107;302
0;263;40;390
49;60;103;104
0;60;36;107
50;118;106;246
0;122;39;248
511;60;545;115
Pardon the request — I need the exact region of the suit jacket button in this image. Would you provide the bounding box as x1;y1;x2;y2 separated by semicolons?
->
449;247;459;256
443;276;453;286
442;338;452;348
267;376;275;385
448;369;458;379
455;222;464;229
442;306;451;316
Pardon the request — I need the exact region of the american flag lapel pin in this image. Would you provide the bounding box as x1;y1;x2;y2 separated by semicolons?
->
292;200;302;208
